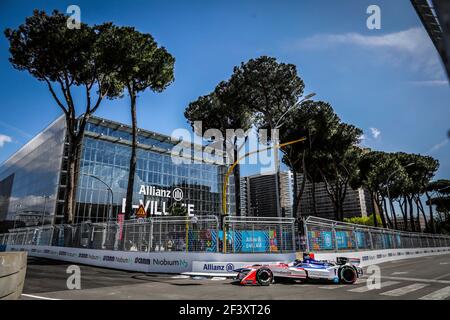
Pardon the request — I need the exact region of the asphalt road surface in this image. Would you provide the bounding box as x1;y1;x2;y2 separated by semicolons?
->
20;254;450;300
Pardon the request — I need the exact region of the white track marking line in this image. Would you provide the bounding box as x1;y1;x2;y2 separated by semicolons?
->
348;280;400;293
21;294;61;300
372;275;450;285
433;272;450;280
171;275;190;279
391;272;409;275
211;277;227;281
419;286;450;300
380;283;429;297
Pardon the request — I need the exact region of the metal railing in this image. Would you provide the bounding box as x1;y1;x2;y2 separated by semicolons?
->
223;216;296;253
0;215;297;253
304;216;450;252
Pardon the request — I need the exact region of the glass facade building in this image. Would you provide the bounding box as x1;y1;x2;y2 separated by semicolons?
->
0;116;66;223
0;115;235;224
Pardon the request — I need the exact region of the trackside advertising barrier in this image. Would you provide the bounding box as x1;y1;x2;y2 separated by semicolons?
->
304;216;450;252
0;216;297;273
304;216;450;266
5;245;296;273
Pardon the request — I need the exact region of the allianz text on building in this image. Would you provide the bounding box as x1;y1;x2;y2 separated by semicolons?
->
0;115;235;224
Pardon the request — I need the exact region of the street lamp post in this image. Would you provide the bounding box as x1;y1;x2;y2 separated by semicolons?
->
273;93;316;218
386;162;415;230
82;173;114;222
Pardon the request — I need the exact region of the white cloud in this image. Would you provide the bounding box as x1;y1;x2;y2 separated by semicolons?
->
408;80;449;86
0;134;12;147
293;27;445;81
428;139;449;154
370;127;381;139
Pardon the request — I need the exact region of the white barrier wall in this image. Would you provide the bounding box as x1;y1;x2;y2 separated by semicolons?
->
313;247;450;267
6;245;296;274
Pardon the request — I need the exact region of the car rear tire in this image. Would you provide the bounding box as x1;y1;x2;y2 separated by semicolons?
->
339;266;357;284
256;267;273;286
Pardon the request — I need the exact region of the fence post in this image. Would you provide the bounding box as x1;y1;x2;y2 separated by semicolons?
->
303;220;310;253
148;220;153;252
216;216;219;253
391;231;396;249
368;229;374;250
49;226;54;246
353;227;358;251
292;219;296;252
332;223;338;252
252;223;255;254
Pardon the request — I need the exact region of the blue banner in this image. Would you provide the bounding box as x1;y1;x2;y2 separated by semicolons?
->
336;231;348;249
356;231;366;248
321;231;334;250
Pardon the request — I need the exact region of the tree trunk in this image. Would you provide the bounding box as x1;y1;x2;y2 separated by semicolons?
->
425;190;435;233
407;196;416;232
125;92;137;220
294;173;307;222
378;195;387;228
371;192;378;227
293;151;307;222
233;148;241;216
383;197;392;228
400;196;408;231
416;196;428;233
63;139;77;224
292;170;298;219
389;198;398;230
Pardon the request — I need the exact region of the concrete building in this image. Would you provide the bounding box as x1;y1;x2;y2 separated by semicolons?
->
240;171;293;217
295;175;373;220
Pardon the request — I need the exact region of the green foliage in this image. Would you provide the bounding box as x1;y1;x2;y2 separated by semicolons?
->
427;196;450;214
4;10;125;223
96;23;175;94
344;214;382;227
427;179;450;195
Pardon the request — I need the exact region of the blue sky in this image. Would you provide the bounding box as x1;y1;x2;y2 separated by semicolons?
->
0;0;449;178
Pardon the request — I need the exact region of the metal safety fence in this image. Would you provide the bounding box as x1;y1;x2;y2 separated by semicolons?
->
223;216;296;253
0;215;297;253
304;216;450;252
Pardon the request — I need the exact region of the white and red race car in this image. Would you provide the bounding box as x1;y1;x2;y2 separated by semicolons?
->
233;253;363;286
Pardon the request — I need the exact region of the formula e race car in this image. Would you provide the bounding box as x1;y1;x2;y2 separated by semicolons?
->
233;253;363;286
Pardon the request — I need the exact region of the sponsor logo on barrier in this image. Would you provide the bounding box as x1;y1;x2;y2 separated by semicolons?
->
226;263;235;272
79;253;88;258
115;257;132;264
203;264;225;271
134;257;188;268
103;255;115;262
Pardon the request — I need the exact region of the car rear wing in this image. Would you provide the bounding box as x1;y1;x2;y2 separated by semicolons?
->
336;257;361;266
